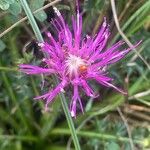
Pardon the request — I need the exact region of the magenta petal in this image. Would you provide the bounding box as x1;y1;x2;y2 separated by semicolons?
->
19;64;55;75
35;79;67;108
34;93;50;100
81;79;98;98
102;81;127;94
70;82;83;117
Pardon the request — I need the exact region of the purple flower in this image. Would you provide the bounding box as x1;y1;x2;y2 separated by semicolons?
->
20;4;139;117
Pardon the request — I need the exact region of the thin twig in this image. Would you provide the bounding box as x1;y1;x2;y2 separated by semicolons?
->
118;0;132;21
92;13;106;36
124;104;150;113
113;114;150;128
117;107;134;150
129;47;144;62
123;107;150;122
0;0;61;38
127;118;150;128
110;0;150;70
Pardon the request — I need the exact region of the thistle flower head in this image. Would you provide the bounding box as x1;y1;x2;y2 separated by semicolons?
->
20;1;139;117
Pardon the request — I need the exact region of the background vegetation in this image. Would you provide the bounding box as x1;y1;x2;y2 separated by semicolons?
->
0;0;150;149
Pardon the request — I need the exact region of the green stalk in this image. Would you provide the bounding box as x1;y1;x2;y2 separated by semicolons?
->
20;0;43;42
0;66;18;71
0;135;38;142
20;0;81;149
50;128;145;146
59;93;81;150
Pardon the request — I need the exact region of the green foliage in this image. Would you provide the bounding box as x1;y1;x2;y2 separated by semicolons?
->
0;39;6;51
9;1;22;16
0;0;14;10
30;0;47;22
0;0;47;22
84;0;105;12
105;141;120;150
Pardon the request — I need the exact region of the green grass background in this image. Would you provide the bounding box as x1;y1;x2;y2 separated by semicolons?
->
0;0;150;149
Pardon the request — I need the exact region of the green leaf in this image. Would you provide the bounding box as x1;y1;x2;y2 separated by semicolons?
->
84;0;105;13
30;0;47;22
105;141;120;150
6;0;14;4
0;40;6;52
85;98;94;112
0;0;10;10
0;0;15;10
9;1;22;16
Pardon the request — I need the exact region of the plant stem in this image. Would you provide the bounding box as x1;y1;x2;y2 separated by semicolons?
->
59;93;81;150
0;135;38;142
0;66;18;71
50;128;144;145
20;0;43;42
20;0;81;149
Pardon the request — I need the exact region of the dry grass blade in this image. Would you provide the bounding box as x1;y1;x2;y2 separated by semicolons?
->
117;107;134;150
129;90;150;100
110;0;150;70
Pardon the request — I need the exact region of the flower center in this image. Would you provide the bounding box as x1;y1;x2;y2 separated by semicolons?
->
65;54;86;76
